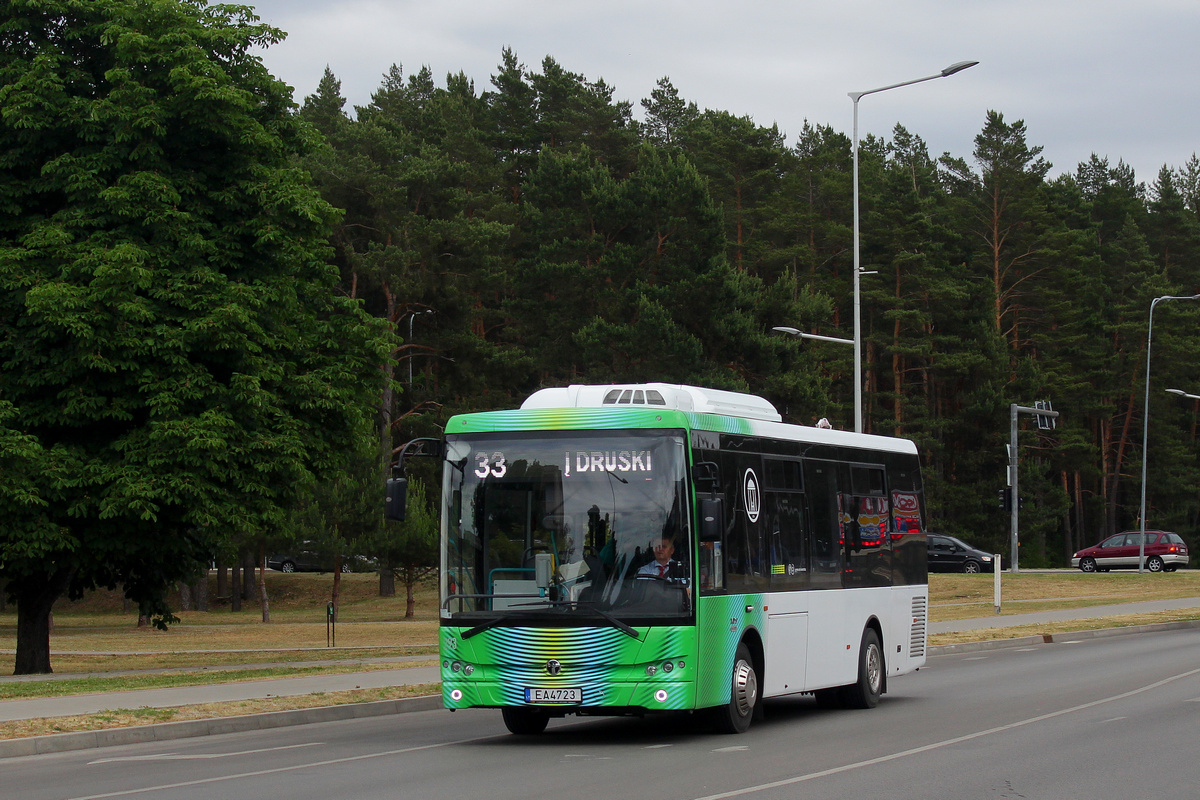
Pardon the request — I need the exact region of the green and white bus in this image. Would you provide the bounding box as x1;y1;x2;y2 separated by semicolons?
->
386;384;928;734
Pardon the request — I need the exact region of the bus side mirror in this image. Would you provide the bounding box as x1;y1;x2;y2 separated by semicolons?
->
385;476;408;522
699;496;724;542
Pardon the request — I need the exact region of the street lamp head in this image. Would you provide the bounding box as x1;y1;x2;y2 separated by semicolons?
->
772;326;801;336
941;61;979;77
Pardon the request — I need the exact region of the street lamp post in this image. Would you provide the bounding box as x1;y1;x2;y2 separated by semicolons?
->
1137;295;1200;572
850;61;977;433
407;309;434;386
771;326;854;346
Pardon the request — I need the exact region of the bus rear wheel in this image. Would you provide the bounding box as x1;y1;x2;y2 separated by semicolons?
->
501;707;549;735
714;643;758;734
840;628;884;709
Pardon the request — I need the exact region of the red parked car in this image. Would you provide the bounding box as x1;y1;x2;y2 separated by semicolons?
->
1071;531;1189;573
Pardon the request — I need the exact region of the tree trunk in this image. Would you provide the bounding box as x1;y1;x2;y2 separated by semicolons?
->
230;561;242;612
178;581;193;612
241;551;257;602
191;574;209;612
258;543;270;623
379;564;396;597
405;572;416;619
381;281;397;459
13;569;72;674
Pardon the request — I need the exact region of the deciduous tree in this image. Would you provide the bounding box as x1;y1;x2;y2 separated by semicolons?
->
0;0;387;673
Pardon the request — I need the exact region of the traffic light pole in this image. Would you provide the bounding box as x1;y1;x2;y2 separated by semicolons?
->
1009;403;1060;573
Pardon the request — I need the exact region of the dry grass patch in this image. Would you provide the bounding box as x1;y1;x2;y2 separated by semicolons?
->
929;570;1200;621
0;684;441;741
31;620;439;652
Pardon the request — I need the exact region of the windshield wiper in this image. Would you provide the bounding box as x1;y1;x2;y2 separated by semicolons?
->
542;600;641;639
460;601;640;641
462;613;521;640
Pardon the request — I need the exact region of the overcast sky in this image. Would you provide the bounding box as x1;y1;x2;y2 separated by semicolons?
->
246;0;1199;185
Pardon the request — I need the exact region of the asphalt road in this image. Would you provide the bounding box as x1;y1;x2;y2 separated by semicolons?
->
5;627;1199;800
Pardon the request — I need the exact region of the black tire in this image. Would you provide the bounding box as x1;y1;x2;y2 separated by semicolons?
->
1146;555;1165;573
840;628;884;709
962;559;982;574
714;643;758;733
1078;557;1097;573
501;707;549;735
280;561;296;573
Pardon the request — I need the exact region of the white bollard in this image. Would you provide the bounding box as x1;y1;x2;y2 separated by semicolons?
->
994;554;1002;614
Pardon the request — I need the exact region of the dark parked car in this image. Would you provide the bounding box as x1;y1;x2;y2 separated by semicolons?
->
267;546;372;574
927;534;997;573
1071;531;1189;573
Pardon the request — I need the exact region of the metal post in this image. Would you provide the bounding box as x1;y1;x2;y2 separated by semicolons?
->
1008;404;1060;573
408;309;433;386
1138;295;1200;572
851;95;862;434
1009;404;1019;573
848;61;977;434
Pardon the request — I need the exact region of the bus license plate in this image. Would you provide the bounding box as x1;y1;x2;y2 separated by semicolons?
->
524;687;582;704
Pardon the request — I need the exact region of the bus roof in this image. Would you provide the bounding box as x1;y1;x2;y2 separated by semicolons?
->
522;383;782;421
444;384;917;456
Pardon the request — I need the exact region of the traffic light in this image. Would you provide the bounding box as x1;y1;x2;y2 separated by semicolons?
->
998;488;1011;511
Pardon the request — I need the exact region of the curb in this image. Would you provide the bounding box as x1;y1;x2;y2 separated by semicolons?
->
0;694;442;760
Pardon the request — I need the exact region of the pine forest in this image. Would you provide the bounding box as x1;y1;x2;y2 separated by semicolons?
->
297;50;1200;567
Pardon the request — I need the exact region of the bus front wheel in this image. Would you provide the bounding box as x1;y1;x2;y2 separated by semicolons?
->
840;628;884;709
714;643;759;734
501;707;549;735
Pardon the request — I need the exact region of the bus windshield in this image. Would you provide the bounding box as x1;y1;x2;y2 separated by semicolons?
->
442;430;691;626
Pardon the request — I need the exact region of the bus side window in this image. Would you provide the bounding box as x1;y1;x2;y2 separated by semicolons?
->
802;461;842;588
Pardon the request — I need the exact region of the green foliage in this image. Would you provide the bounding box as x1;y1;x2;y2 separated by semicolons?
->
368;477;438;616
0;0;389;669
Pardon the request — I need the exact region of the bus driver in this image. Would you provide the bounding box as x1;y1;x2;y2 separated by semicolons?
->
637;537;688;583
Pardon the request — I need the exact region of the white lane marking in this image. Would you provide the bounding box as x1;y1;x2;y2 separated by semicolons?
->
690;666;1200;800
68;733;499;799
646;744;673;749
1101;717;1127;723
88;742;323;764
713;746;749;752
